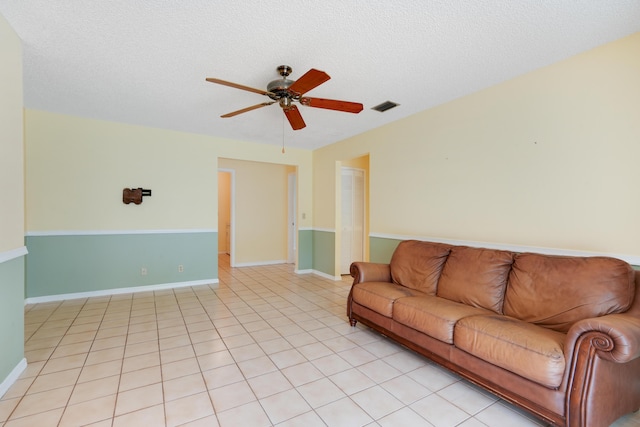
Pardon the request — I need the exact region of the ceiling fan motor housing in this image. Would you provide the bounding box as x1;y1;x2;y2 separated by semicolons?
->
267;65;300;106
267;79;297;107
267;78;295;97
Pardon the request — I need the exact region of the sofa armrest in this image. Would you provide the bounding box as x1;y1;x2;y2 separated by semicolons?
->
564;314;640;426
566;314;640;363
350;262;391;284
347;262;392;325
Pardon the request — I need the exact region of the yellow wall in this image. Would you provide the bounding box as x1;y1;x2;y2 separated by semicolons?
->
218;158;290;265
25;111;215;231
25;110;313;236
0;15;24;252
314;32;640;258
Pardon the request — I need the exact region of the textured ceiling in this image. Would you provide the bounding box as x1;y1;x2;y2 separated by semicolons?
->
2;1;640;150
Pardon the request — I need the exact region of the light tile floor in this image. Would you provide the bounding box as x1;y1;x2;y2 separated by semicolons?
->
2;255;639;426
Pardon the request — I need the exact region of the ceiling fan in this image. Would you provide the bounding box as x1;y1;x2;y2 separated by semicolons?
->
206;65;363;130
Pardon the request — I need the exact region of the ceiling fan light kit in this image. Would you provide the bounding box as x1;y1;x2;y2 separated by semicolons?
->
206;65;363;131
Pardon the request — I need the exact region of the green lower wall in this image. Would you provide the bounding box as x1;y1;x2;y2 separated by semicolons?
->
370;236;402;264
25;231;217;298
298;230;313;270
312;230;335;276
303;232;397;276
0;255;25;383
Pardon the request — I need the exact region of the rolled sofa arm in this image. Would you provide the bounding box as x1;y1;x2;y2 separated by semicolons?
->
566;314;640;363
350;262;391;284
348;262;392;325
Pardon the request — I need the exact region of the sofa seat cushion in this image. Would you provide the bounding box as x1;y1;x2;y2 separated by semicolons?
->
393;296;492;344
351;282;425;318
504;253;635;332
455;315;566;388
390;240;452;294
437;246;514;313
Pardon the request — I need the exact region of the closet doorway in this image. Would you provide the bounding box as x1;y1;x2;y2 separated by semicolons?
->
340;167;365;274
287;172;297;264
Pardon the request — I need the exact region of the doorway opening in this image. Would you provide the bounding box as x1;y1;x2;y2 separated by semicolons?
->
218;159;296;268
218;169;233;264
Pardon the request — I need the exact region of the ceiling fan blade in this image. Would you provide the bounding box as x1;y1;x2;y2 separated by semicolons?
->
299;97;364;113
287;69;330;96
283;105;306;130
206;77;273;96
221;102;275;118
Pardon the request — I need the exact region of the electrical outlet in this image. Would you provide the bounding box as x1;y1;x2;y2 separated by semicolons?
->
141;267;147;276
178;265;184;273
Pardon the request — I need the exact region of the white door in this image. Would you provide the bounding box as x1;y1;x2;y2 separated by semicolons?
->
341;168;365;274
287;172;297;264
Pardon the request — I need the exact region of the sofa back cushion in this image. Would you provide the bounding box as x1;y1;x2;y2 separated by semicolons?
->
437;246;514;313
390;240;451;294
504;253;635;332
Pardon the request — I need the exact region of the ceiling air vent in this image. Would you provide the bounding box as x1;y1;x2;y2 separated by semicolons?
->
371;100;399;112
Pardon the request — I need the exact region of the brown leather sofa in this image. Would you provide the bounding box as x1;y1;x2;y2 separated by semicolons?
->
347;240;640;427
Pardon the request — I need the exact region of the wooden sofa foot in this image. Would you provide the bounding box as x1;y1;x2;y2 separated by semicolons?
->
349;318;357;327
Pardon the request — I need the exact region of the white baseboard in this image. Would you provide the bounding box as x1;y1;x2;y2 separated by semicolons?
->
312;270;342;281
232;260;288;268
0;358;27;399
24;279;219;305
296;269;341;281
